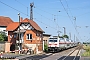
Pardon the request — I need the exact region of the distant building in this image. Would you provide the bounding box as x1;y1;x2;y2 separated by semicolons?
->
43;34;51;44
6;18;44;54
0;16;13;36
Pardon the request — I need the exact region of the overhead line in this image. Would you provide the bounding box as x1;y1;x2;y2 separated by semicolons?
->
60;0;81;41
14;0;63;32
34;18;57;30
34;10;61;30
65;0;73;17
60;0;73;24
34;11;59;30
15;0;27;7
0;1;27;16
0;1;57;31
14;0;29;16
14;0;66;32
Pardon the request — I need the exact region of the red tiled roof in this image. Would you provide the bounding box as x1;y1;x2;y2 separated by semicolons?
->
22;18;44;32
6;22;19;31
6;18;44;32
0;16;13;26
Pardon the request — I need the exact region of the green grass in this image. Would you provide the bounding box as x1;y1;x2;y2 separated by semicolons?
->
82;44;90;56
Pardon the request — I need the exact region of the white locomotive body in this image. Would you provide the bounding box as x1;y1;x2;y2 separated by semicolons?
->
48;37;60;52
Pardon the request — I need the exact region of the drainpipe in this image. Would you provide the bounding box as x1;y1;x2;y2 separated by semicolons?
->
18;13;21;54
36;31;39;54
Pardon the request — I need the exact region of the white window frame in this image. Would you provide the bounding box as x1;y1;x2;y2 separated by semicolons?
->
26;34;32;40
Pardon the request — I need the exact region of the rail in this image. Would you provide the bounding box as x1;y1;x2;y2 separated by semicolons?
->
57;45;82;60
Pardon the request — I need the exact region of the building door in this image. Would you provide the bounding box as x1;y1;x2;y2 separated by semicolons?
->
10;44;15;51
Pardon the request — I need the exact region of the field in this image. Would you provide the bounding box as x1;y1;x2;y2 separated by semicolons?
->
81;44;90;56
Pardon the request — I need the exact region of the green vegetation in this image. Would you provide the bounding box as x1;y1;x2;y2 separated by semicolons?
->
44;44;48;52
0;32;7;41
59;35;69;38
82;44;90;56
63;35;69;38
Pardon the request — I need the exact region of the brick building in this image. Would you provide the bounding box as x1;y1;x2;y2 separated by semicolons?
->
6;18;44;54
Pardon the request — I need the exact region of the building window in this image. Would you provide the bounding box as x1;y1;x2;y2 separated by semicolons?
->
26;34;32;40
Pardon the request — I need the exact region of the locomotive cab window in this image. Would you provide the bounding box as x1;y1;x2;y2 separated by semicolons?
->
49;40;53;42
54;40;57;42
49;40;57;42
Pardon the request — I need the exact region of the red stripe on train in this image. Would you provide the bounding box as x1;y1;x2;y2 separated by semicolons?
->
49;44;57;45
49;44;52;45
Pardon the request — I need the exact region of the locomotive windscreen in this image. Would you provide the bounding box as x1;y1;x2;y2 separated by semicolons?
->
49;40;57;42
49;38;58;42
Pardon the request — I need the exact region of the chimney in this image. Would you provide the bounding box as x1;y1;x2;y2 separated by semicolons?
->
20;17;23;22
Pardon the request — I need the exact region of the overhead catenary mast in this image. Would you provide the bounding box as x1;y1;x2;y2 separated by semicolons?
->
30;3;34;20
63;27;66;35
69;32;71;39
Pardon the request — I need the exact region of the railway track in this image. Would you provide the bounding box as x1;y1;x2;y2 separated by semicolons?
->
57;45;82;60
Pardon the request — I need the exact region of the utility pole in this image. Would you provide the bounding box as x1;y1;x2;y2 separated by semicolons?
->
63;27;66;35
69;32;71;39
18;13;21;54
74;17;76;25
30;3;34;20
57;31;62;37
74;34;75;42
74;17;76;30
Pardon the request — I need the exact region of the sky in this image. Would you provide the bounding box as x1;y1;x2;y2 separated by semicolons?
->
0;0;90;43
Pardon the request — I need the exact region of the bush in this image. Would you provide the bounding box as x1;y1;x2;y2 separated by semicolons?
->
44;44;48;52
0;32;7;41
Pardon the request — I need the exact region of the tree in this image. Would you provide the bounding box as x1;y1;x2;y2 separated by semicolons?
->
0;34;4;41
62;35;69;38
0;32;8;41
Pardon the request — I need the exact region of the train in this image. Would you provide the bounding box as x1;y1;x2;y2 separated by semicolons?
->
48;37;77;52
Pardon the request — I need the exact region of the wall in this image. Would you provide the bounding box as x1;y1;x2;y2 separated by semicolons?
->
43;35;50;50
8;31;16;44
0;41;5;52
43;36;50;44
24;30;43;45
7;29;43;54
24;30;43;53
5;42;10;52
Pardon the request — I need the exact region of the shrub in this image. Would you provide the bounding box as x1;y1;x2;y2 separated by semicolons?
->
44;44;48;52
0;32;7;41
